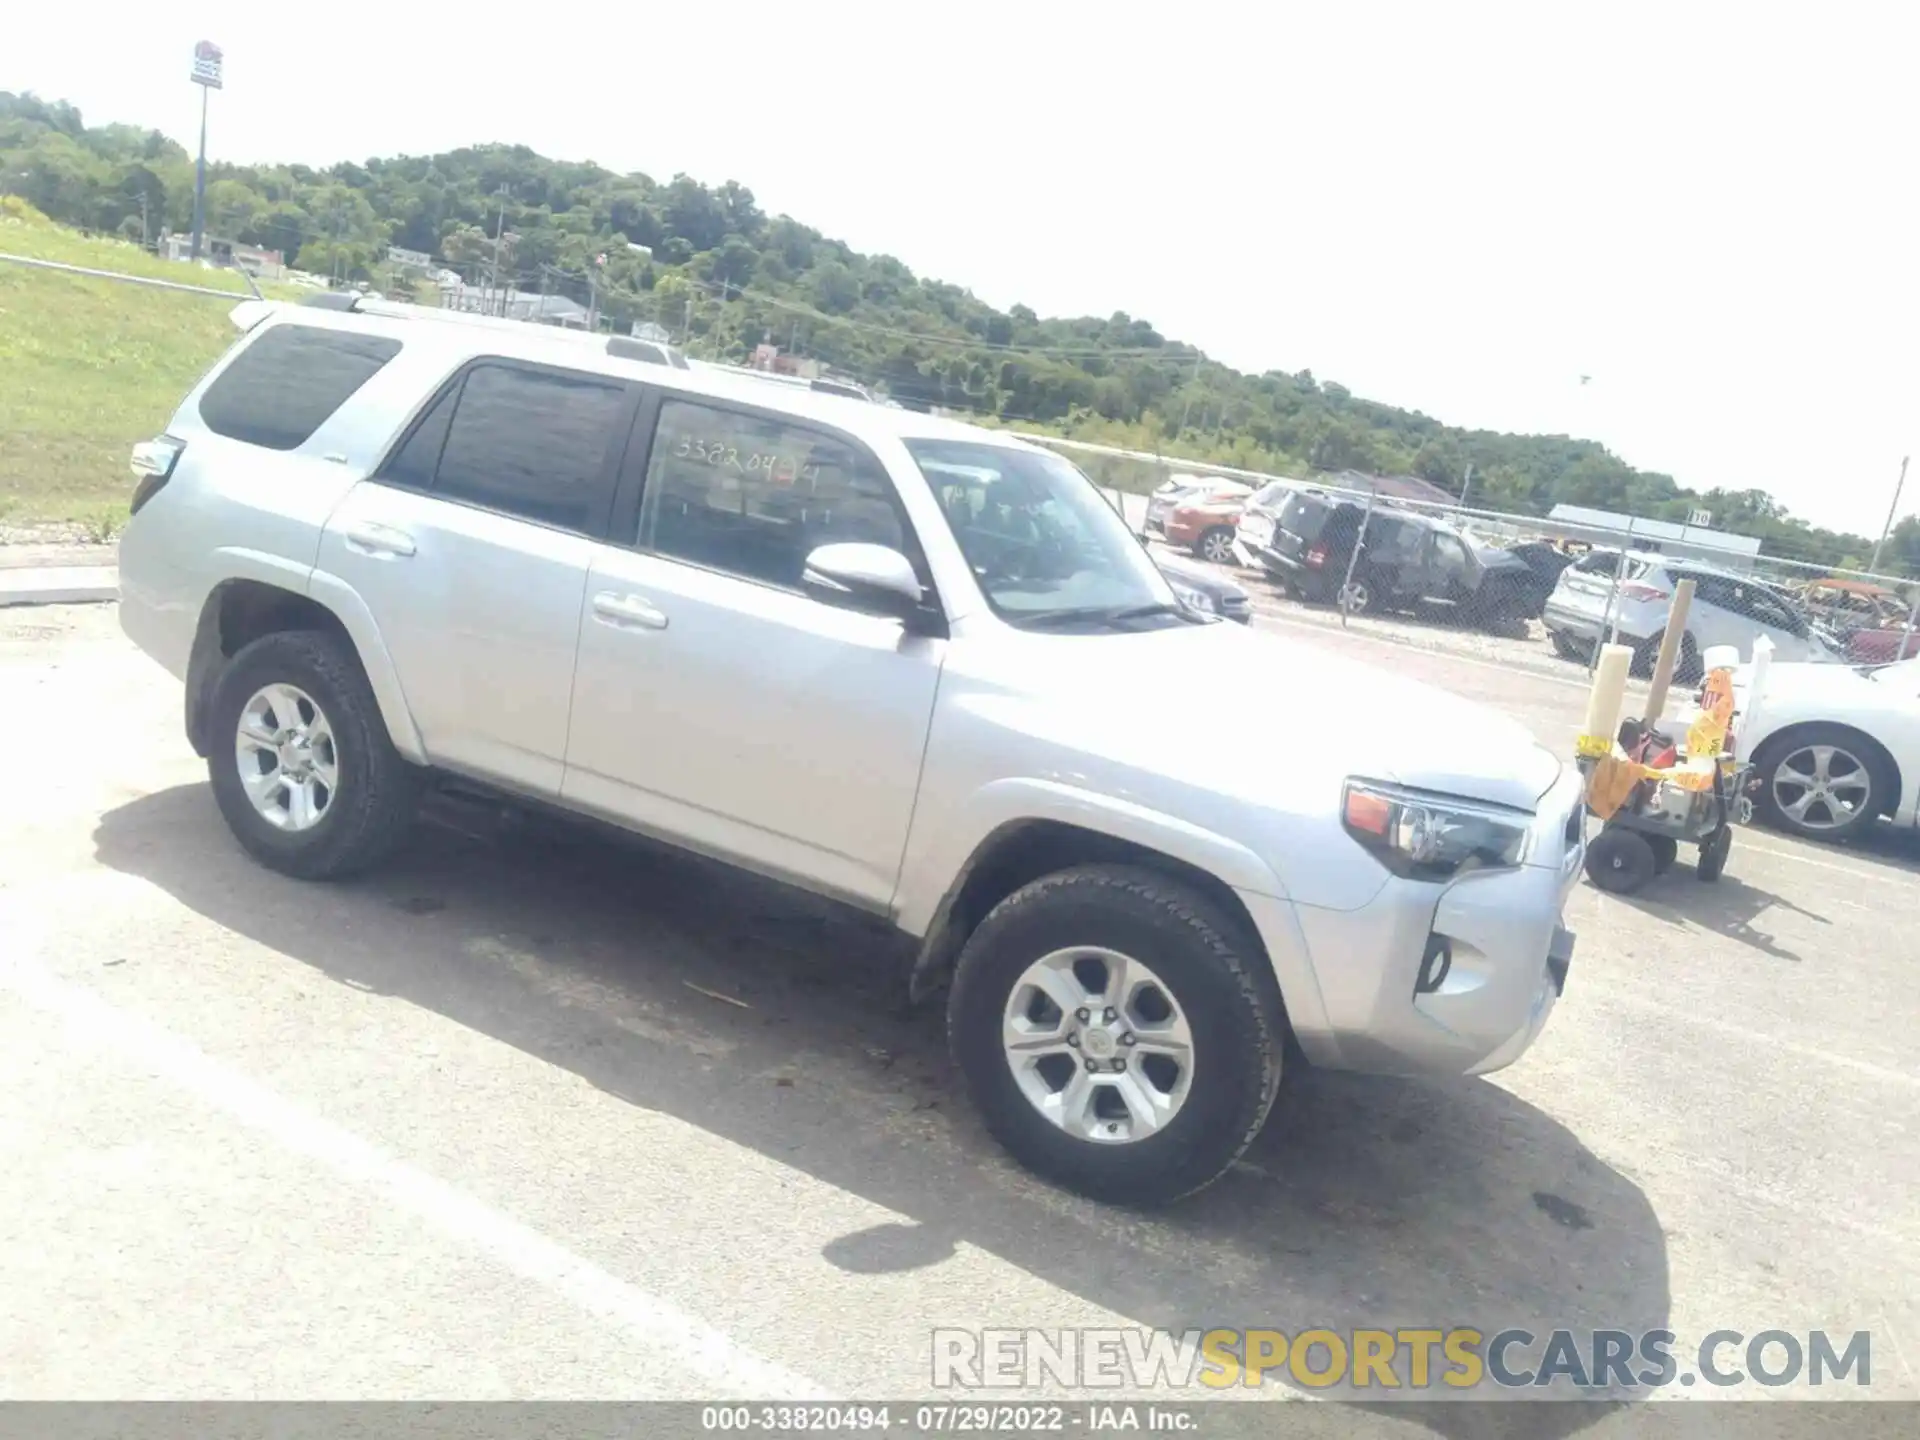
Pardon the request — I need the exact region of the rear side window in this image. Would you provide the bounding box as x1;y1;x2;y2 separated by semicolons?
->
1279;494;1327;539
419;363;631;533
198;324;402;451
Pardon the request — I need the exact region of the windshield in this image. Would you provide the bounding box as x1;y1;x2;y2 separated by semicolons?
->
906;439;1178;624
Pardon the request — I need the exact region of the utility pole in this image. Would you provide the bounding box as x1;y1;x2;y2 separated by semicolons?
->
187;41;224;263
1174;351;1204;439
1870;455;1910;576
138;193;150;250
486;186;510;316
1458;461;1475;510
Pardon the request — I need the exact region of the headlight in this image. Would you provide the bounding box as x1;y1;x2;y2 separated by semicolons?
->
1341;779;1531;880
1169;580;1216;613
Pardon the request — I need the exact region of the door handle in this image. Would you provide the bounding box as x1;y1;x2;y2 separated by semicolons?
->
343;522;417;558
592;591;669;630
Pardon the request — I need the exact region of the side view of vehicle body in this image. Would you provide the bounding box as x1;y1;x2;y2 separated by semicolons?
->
1543;551;1840;680
1704;655;1920;843
1236;489;1539;634
1151;480;1253;563
116;294;1580;1207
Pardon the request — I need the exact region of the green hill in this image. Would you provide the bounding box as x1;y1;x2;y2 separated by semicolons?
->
0;197;278;530
4;88;1913;573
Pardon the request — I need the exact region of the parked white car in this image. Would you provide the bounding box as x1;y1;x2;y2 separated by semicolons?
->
1717;654;1920;843
115;292;1584;1206
1544;552;1841;679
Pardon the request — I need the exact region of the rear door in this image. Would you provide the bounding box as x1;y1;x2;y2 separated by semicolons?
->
316;358;640;796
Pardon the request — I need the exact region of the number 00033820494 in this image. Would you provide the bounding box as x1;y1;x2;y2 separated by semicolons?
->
675;434;821;486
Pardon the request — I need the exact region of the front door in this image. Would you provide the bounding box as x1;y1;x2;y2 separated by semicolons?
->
562;393;946;909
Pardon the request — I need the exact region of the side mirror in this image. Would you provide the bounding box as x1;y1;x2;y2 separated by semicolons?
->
801;542;925;622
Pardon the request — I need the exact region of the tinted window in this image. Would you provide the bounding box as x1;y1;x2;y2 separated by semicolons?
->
379;387;455;491
639;399;908;589
1279;493;1329;539
434;363;630;533
199;324;401;451
1367;517;1424;559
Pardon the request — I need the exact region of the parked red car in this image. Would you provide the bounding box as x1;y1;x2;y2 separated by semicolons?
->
1161;481;1253;563
1800;579;1920;664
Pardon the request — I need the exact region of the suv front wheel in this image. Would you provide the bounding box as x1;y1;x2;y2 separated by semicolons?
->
948;865;1285;1206
206;630;421;881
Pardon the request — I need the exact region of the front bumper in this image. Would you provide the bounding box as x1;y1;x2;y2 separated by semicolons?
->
1240;766;1585;1077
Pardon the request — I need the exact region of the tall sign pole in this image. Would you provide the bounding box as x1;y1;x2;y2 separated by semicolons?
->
188;41;224;263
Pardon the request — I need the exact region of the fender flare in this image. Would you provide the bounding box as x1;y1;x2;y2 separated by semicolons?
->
183;557;427;766
898;778;1296;1004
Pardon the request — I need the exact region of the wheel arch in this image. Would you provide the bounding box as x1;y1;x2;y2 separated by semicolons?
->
907;818;1285;1020
184;577;426;764
1751;719;1902;821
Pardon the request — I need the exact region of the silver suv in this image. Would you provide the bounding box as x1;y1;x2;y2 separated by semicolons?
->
118;296;1584;1206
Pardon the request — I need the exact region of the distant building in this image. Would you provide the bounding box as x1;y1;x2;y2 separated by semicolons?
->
437;280;591;329
1547;504;1762;568
160;233;285;280
1319;469;1460;508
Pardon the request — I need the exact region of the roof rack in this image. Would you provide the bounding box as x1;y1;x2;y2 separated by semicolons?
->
294;289;690;367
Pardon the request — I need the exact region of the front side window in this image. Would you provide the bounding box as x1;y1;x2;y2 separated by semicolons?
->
906;439;1176;625
199;323;402;451
431;363;631;533
638;399;909;590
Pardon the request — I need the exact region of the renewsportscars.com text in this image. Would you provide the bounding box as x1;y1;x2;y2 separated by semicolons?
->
931;1327;1873;1392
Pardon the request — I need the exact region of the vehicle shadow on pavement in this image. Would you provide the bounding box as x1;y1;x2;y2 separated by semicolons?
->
1613;873;1828;963
95;785;1670;1435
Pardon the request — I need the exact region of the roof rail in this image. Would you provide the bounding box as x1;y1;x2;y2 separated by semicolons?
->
293;290;691;366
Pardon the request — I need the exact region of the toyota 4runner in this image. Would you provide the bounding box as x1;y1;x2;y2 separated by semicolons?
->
117;295;1583;1206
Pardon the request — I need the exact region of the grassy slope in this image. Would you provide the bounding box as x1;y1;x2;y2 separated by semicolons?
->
0;201;291;530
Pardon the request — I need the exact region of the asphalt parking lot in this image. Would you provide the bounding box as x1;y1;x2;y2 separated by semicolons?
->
2;603;1915;1426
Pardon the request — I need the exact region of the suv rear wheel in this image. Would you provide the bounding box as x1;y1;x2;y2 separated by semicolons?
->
947;865;1284;1206
207;630;421;881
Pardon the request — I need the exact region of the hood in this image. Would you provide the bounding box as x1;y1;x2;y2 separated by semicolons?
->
1154;552;1245;599
996;621;1564;813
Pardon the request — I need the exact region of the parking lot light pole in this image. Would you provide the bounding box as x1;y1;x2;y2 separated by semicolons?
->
187;41;223;264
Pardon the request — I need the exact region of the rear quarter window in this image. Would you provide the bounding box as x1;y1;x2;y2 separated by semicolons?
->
197;323;403;451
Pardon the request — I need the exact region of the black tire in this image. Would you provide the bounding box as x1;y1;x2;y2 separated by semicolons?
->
1584;828;1656;895
1195;527;1237;565
1750;723;1892;843
1550;631;1590;663
1645;834;1679;875
1695;824;1731;881
206;629;422;881
1630;629;1701;684
947;865;1285;1207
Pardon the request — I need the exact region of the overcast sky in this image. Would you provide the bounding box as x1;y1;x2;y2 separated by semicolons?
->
10;2;1918;536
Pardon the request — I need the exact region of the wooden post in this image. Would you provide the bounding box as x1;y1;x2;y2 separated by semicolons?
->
1642;578;1696;726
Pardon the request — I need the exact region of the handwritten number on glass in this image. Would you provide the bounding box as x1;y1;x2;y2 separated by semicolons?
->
676;432;821;487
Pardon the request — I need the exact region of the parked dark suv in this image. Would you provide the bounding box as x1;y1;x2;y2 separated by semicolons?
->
1236;489;1537;634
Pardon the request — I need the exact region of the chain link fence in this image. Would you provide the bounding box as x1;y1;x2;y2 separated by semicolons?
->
1019;432;1920;682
